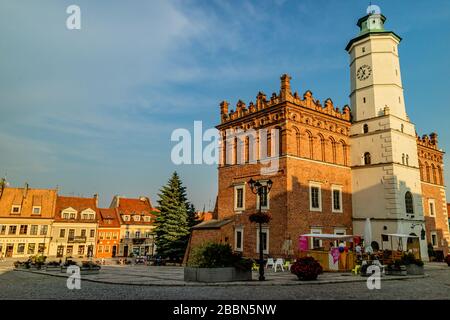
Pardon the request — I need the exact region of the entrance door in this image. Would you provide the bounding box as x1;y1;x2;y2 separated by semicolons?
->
57;245;64;258
123;245;128;257
112;245;117;257
6;244;14;257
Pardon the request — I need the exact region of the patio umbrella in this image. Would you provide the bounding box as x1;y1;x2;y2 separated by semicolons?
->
364;218;373;254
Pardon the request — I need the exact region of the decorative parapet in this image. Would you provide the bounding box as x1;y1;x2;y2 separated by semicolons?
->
416;132;439;150
219;74;351;123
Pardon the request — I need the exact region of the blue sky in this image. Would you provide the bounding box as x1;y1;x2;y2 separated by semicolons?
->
1;0;449;209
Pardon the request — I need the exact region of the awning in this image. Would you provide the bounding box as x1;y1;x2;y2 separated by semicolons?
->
300;234;355;240
381;233;419;239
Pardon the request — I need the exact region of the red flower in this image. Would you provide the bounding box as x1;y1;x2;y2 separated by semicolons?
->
291;257;323;280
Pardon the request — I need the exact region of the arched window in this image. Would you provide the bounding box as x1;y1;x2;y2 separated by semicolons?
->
438;166;443;186
405;191;414;214
363;124;369;134
364;152;371;165
432;164;437;184
425;163;431;182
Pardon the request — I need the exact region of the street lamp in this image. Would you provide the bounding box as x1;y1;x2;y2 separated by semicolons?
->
411;223;426;240
248;178;273;281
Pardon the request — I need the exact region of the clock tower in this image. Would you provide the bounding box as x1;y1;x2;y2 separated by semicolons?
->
346;6;428;259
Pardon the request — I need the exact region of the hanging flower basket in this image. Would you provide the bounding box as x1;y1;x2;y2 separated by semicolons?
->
248;212;271;224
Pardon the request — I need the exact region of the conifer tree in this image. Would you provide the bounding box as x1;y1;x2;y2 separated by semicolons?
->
187;202;198;228
155;172;191;259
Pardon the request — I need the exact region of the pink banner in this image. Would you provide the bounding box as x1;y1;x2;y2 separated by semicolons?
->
298;236;308;251
331;247;340;264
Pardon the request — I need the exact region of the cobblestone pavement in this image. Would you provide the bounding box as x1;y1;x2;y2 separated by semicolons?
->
0;261;449;299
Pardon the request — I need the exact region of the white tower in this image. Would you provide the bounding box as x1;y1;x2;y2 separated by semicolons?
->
346;6;428;259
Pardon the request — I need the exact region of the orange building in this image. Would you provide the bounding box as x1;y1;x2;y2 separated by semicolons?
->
96;208;121;258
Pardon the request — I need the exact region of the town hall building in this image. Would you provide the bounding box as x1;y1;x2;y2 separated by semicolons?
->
187;7;450;261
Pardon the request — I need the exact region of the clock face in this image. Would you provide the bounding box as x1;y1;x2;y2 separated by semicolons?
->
357;64;372;81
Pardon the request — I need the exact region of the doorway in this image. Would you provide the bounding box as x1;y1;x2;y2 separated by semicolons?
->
112;245;117;257
123;245;128;257
6;244;14;257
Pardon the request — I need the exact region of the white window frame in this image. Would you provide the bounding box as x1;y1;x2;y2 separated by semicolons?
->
309;182;322;212
234;184;245;212
11;205;21;214
256;181;270;211
134;215;141;222
310;228;322;249
430;231;438;247
32;206;41;215
235;227;244;252
331;185;343;213
256;227;269;254
333;228;346;246
428;199;436;217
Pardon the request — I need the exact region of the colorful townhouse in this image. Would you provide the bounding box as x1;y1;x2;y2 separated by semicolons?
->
96;207;121;258
48;195;99;259
110;196;157;257
0;182;56;258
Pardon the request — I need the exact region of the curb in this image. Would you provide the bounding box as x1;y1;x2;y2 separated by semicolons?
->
14;269;429;287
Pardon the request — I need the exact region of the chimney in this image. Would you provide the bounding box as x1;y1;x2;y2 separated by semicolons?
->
280;74;292;100
23;182;29;198
94;194;99;207
0;178;6;199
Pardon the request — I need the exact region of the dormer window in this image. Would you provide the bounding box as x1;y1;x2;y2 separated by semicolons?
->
32;206;41;215
63;213;69;219
11;205;21;214
133;215;141;222
143;216;151;222
123;215;130;222
70;212;76;219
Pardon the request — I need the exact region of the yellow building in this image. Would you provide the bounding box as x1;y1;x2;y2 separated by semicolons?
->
48;195;99;259
0;182;56;258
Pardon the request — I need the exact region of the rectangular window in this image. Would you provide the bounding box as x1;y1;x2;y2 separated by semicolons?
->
40;225;48;236
135;231;141;238
80;229;86;238
63;213;69;219
431;232;438;247
19;225;28;235
66;245;73;256
332;186;343;213
113;232;118;240
17;243;25;254
256;228;269;254
69;213;76;219
11;205;21;214
333;228;346;247
32;206;41;215
30;225;38;235
309;182;322;211
234;185;245;211
60;229;66;238
98;245;103;253
125;231;130;239
68;229;75;238
235;228;243;252
38;243;45;254
1;225;6;235
311;228;322;249
105;245;110;253
90;229;95;238
78;245;85;255
27;243;36;255
429;199;436;217
56;246;64;257
9;225;17;235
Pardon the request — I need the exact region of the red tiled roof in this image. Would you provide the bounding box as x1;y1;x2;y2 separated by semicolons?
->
98;208;120;228
54;195;99;222
113;196;158;225
0;187;57;219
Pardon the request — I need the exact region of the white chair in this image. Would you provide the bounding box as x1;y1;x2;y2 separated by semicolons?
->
266;258;275;269
274;258;284;272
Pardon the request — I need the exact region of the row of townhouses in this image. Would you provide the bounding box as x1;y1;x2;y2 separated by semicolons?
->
0;181;158;259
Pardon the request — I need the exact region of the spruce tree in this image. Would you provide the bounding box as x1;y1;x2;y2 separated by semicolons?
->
187;202;198;228
155;172;191;260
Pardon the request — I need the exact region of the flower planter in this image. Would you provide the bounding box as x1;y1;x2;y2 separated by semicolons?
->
184;267;252;282
80;266;101;275
405;264;424;275
44;265;62;272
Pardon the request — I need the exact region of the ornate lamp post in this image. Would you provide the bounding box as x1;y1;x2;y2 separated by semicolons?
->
248;178;273;281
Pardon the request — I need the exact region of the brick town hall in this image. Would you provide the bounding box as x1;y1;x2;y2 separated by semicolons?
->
187;7;450;261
